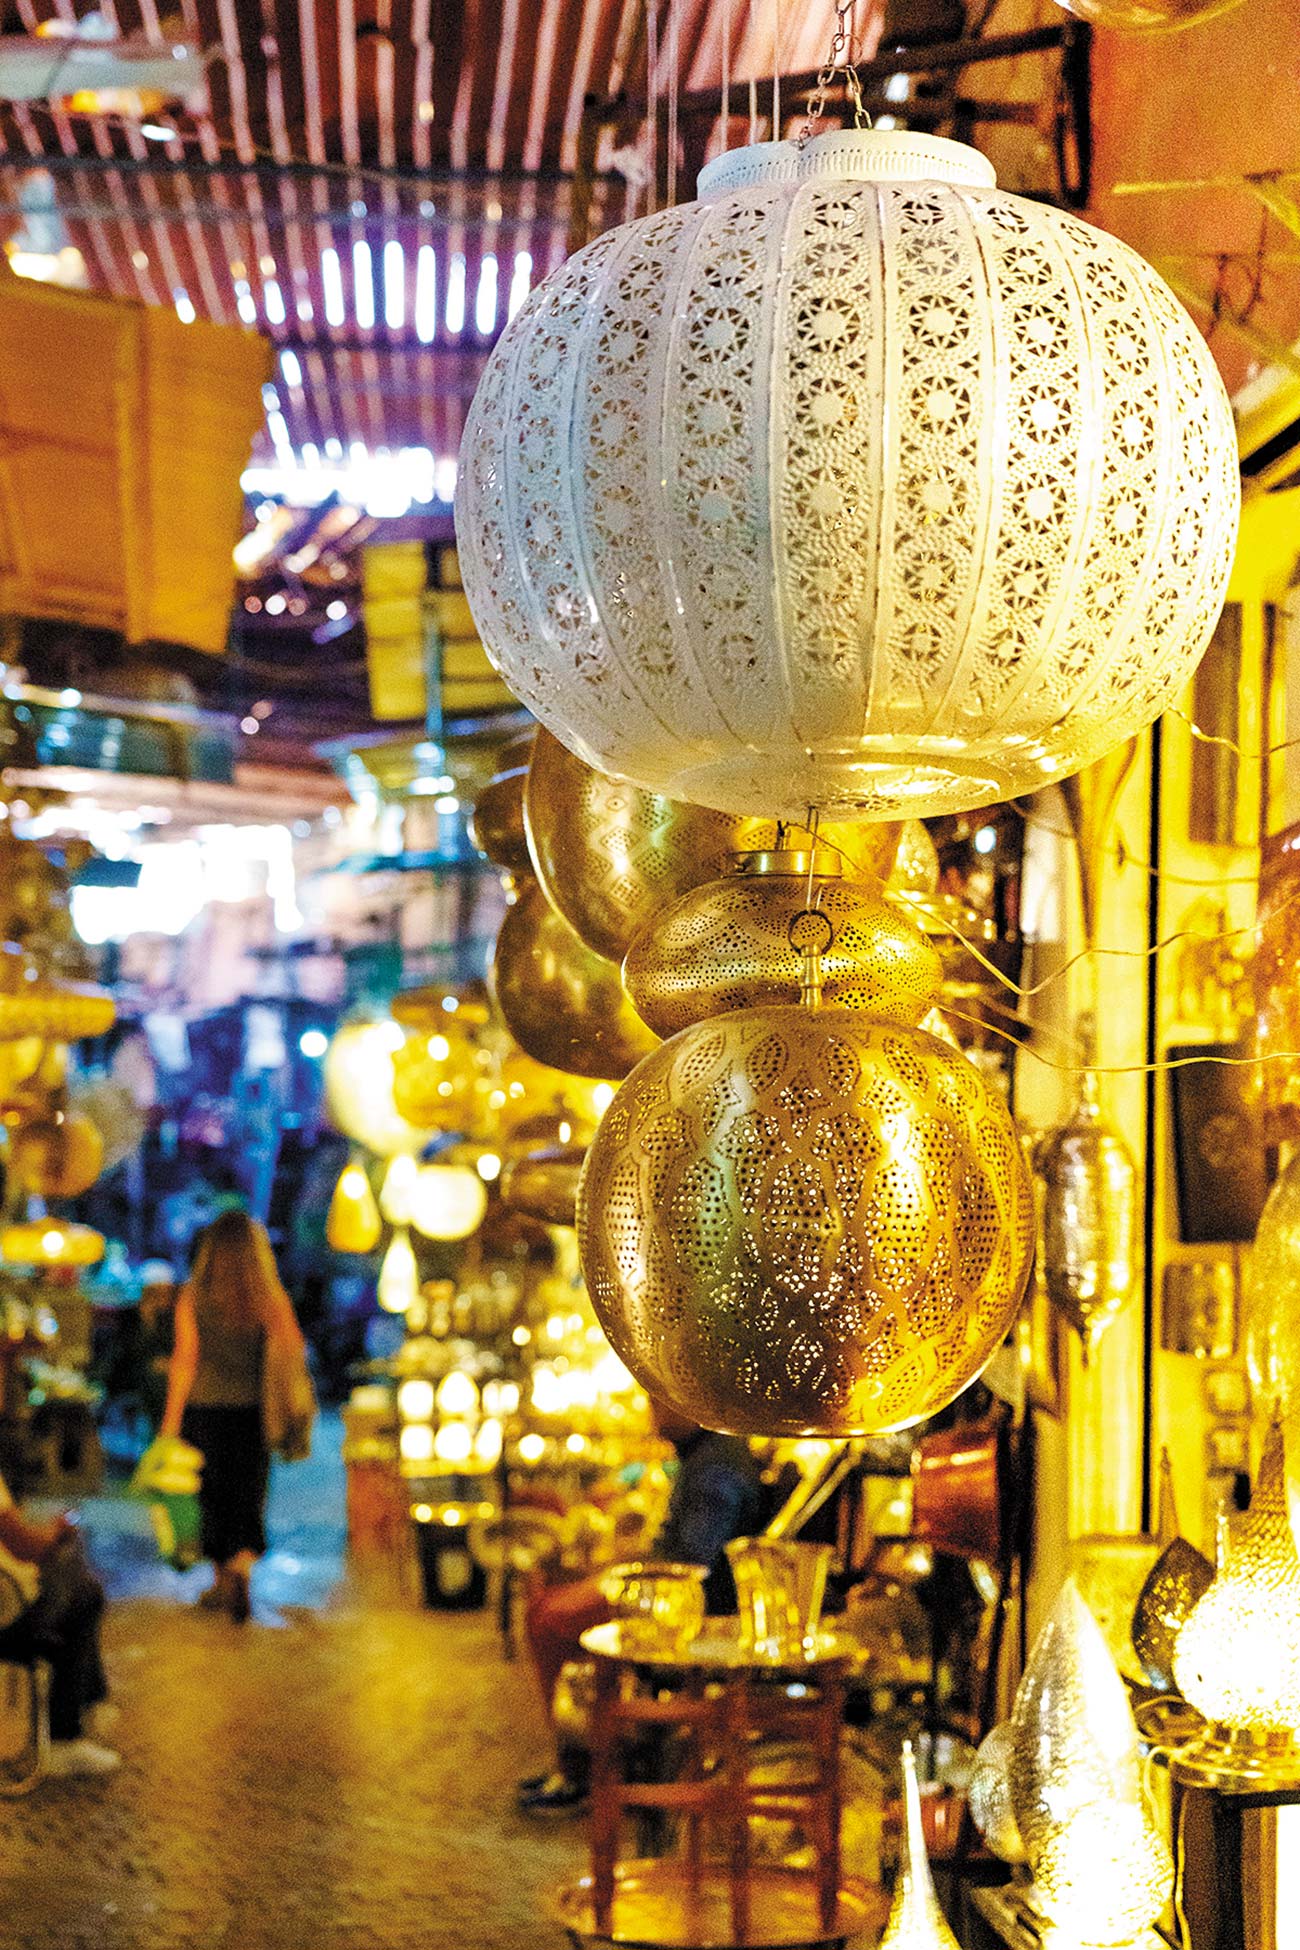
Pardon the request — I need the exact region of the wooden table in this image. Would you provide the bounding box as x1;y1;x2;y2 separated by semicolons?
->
565;1621;871;1949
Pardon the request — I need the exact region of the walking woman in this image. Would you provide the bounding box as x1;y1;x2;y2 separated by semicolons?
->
160;1210;307;1621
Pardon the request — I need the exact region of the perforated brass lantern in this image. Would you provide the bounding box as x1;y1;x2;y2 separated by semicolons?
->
1173;1421;1300;1788
1011;1580;1148;1866
967;1724;1026;1866
524;726;767;962
1037;1072;1137;1360
469;734;534;877
8;1112;104;1198
525;727;902;964
578;997;1032;1436
499;1145;586;1228
461;130;1238;823
624;851;942;1038
493;877;658;1081
1131;1451;1213;1695
0;948;115;1043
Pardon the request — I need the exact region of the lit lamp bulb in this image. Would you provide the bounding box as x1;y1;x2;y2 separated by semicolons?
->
1173;1419;1300;1788
880;1739;959;1950
377;1227;420;1313
379;1152;418;1225
474;1417;503;1465
433;1421;473;1464
399;1422;435;1464
326;1161;382;1253
436;1370;479;1419
396;1377;436;1423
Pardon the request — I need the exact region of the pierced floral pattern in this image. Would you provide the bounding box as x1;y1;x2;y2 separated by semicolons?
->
460;131;1238;823
576;1004;1032;1436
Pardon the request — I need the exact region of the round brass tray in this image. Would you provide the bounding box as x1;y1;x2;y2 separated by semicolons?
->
580;1621;859;1673
550;1861;885;1950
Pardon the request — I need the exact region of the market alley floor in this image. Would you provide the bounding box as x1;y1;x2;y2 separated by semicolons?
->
0;1422;577;1950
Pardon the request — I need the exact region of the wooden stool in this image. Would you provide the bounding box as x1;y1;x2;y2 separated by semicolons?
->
581;1622;852;1947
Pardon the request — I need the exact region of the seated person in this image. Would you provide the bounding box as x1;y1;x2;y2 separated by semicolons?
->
0;1471;116;1777
519;1403;767;1816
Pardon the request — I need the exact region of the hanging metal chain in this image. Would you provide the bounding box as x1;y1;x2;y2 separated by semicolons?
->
800;0;870;143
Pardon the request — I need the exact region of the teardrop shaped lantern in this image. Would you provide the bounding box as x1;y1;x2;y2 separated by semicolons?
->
623;849;943;1038
1131;1450;1213;1695
461;130;1238;824
880;1740;960;1950
577;981;1032;1437
492;877;659;1080
1037;1072;1137;1360
326;1160;382;1253
1010;1580;1147;1865
967;1724;1026;1866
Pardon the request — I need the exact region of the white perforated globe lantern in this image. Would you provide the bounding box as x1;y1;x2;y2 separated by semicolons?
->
459;131;1238;823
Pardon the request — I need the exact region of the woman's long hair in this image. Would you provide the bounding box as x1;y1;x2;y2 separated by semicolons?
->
188;1209;300;1341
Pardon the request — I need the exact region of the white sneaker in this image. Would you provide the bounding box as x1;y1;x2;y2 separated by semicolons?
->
45;1738;120;1777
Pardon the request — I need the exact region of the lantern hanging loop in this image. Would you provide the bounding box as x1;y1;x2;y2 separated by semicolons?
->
802;0;870;139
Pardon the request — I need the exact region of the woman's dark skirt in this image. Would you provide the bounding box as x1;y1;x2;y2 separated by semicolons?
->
182;1403;269;1562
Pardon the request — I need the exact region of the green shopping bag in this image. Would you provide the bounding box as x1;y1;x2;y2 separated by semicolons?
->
131;1437;204;1571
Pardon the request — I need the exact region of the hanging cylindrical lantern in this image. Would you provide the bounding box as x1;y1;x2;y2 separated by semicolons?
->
461;130;1238;824
1037;1073;1137;1360
492;877;658;1080
578;991;1032;1436
326;1160;382;1254
624;850;943;1038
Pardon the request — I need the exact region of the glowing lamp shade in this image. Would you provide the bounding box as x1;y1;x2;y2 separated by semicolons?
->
460;129;1238;824
399;1422;436;1464
377;1228;420;1314
396;1377;436;1423
324;1021;434;1158
474;1417;503;1465
1011;1580;1171;1941
433;1421;474;1464
326;1162;382;1254
436;1370;479;1418
408;1164;488;1242
379;1153;418;1225
1173;1421;1300;1785
2;1220;105;1267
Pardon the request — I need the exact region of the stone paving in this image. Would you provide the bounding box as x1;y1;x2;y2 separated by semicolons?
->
0;1423;578;1950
